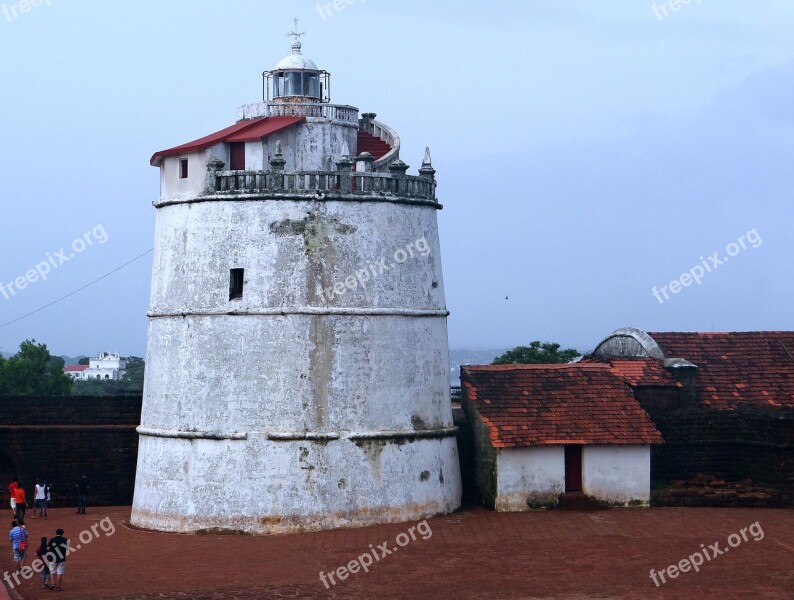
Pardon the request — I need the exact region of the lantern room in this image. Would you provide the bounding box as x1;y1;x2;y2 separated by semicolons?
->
263;20;330;103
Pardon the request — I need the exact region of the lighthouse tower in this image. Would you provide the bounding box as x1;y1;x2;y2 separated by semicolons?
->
131;26;461;534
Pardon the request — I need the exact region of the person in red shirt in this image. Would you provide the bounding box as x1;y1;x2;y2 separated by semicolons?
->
13;484;27;525
7;480;17;512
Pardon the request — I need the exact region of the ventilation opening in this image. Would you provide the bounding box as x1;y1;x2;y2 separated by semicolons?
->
179;158;189;179
229;268;244;300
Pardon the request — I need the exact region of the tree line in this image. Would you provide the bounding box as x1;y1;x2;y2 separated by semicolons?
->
0;340;144;396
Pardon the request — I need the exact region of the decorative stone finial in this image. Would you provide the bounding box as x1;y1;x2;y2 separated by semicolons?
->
419;146;436;180
270;140;286;171
422;146;432;167
388;159;409;176
336;141;353;172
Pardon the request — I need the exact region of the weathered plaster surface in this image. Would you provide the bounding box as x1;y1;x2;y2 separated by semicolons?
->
133;119;460;532
496;446;565;510
583;445;650;505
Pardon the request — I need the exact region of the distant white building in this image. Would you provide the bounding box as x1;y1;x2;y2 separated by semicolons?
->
64;352;127;381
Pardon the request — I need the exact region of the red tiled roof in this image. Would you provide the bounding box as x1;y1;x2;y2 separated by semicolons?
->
648;332;794;409
607;359;682;388
149;116;305;166
64;365;88;372
461;364;663;448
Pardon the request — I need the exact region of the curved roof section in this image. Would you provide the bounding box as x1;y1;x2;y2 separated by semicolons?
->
274;40;319;70
591;327;666;360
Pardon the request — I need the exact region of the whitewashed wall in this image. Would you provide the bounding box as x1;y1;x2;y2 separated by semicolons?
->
495;446;565;510
583;445;651;505
133;172;461;533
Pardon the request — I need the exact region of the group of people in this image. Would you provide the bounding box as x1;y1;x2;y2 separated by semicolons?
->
8;478;51;525
9;521;68;591
5;475;90;592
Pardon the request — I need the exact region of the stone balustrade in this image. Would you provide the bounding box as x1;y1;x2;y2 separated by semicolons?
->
236;101;359;123
209;168;437;202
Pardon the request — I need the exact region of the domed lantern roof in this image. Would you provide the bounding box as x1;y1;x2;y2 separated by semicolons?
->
263;20;330;104
275;39;318;70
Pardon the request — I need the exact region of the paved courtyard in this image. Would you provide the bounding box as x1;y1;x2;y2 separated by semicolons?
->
1;506;792;599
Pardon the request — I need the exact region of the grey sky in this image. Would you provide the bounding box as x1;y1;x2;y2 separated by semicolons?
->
1;0;792;357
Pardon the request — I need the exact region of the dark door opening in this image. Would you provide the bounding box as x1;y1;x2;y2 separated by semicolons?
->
0;453;17;503
564;445;583;492
229;143;246;171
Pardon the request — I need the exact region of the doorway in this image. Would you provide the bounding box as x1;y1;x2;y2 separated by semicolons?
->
564;445;582;492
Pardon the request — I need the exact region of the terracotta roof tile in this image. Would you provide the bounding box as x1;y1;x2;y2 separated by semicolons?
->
649;332;794;409
461;364;663;448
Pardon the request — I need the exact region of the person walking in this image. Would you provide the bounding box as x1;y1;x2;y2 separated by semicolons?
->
47;528;68;592
44;481;51;519
35;536;54;590
9;520;28;571
76;475;89;514
13;483;28;525
33;479;47;520
7;479;17;513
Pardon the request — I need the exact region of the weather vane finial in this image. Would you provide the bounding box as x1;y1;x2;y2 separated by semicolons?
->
288;18;305;42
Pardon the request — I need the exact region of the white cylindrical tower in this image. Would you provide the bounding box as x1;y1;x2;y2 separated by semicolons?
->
131;31;461;534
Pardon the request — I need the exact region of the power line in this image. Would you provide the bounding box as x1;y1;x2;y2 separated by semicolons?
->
0;249;154;330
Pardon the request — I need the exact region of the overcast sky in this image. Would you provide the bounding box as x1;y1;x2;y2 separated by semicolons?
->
1;0;792;357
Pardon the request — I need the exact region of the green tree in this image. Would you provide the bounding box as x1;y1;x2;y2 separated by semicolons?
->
0;340;73;395
120;357;145;392
78;357;90;366
71;378;121;396
493;341;580;365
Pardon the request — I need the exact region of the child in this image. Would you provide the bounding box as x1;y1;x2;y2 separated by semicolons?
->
36;536;54;590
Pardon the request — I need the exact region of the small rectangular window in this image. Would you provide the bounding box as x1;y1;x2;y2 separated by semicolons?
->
179;158;189;179
229;268;244;300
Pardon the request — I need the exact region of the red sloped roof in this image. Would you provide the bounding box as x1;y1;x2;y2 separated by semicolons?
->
64;365;88;372
648;331;794;409
606;359;682;388
149;116;305;166
461;364;663;448
225;116;304;142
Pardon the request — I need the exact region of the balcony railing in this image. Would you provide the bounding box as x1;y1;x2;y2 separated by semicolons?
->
209;169;436;202
236;102;359;123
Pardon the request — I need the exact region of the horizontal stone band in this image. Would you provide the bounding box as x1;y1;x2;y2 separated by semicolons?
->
154;194;443;210
137;427;458;442
136;427;248;440
147;308;449;318
348;427;459;441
